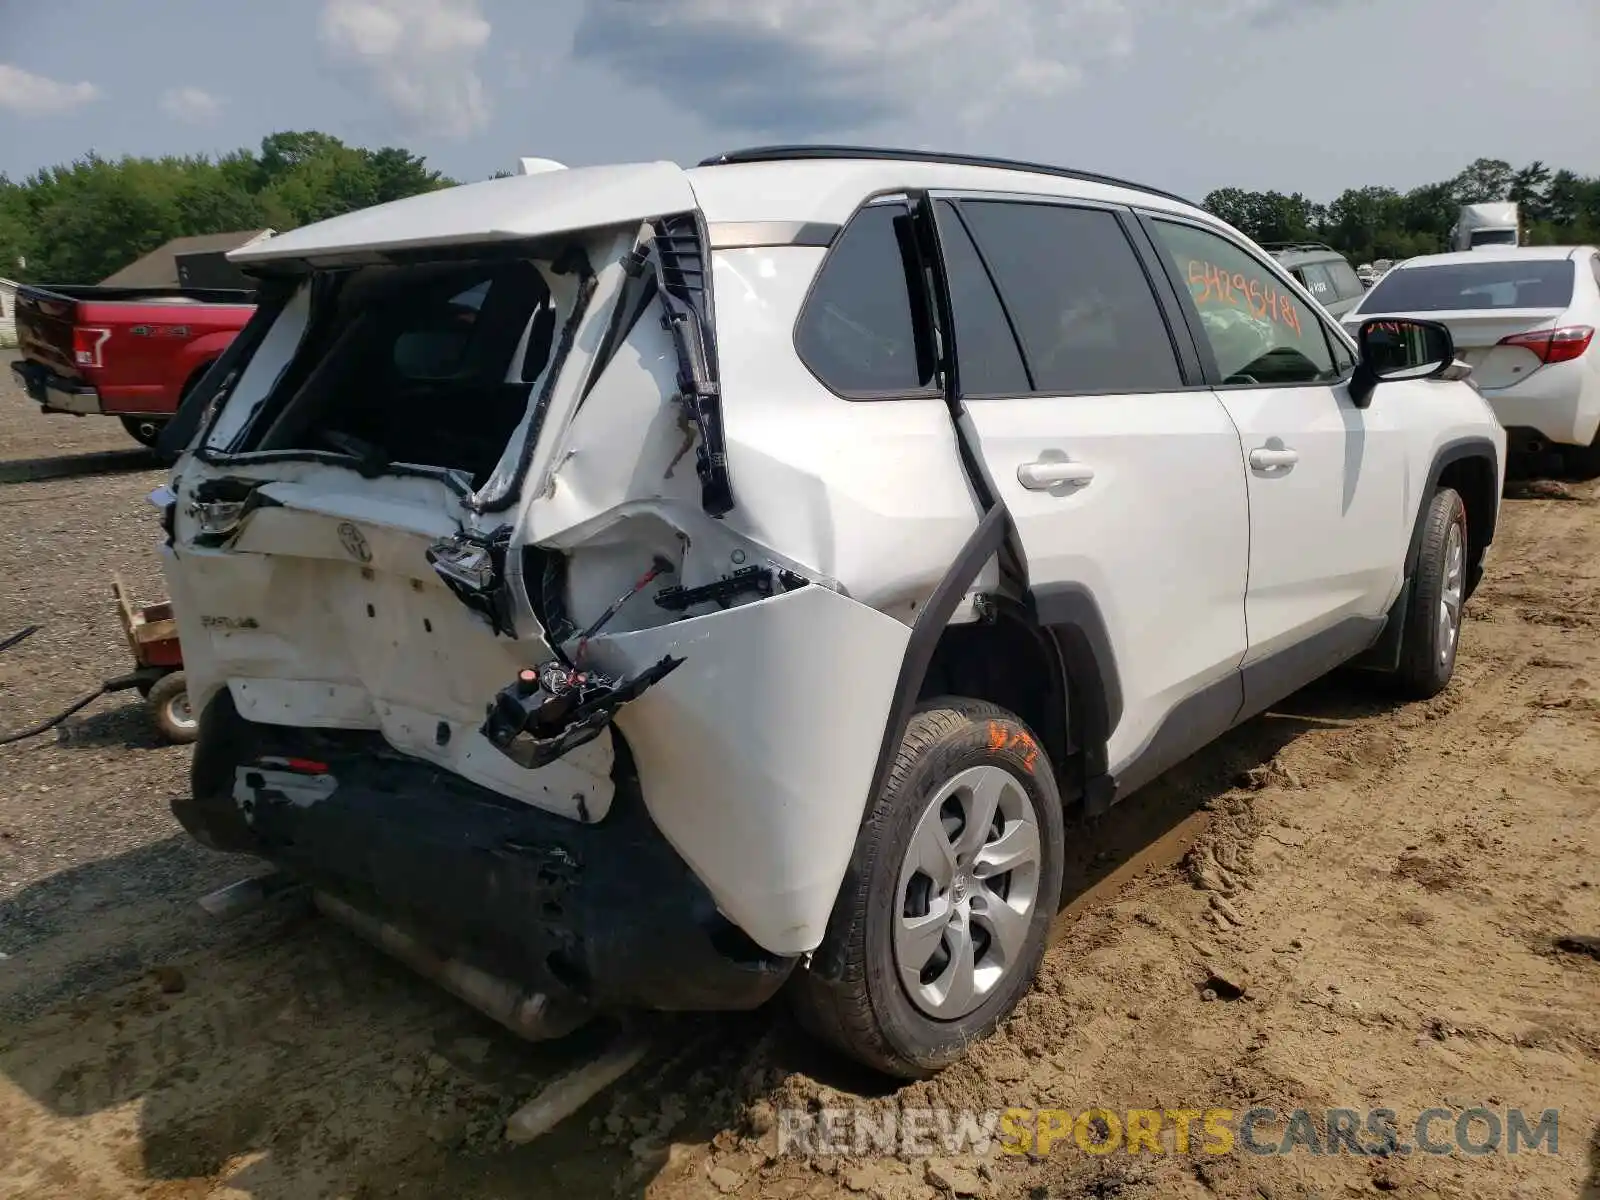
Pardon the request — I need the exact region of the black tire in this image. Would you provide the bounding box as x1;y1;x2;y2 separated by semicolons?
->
147;671;198;744
1394;487;1469;700
788;697;1066;1079
120;415;169;448
1562;442;1600;481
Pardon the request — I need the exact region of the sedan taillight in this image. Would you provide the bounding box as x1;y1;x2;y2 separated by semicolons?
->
1496;325;1595;365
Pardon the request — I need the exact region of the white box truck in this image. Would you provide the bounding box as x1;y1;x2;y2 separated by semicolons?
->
1449;201;1520;251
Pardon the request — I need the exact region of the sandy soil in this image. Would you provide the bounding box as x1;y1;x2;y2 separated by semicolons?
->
0;379;1596;1200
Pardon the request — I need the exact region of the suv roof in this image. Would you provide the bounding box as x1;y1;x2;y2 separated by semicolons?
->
1261;241;1348;268
696;144;1199;209
233;147;1218;270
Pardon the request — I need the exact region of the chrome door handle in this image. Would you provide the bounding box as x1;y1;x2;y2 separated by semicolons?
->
1248;447;1299;470
1017;460;1095;490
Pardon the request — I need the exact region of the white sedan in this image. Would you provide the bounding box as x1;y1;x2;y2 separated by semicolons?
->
1343;246;1600;473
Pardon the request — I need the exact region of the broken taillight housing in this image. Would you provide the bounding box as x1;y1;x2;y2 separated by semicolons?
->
428;536;497;591
72;325;112;368
1497;325;1596;365
187;499;246;538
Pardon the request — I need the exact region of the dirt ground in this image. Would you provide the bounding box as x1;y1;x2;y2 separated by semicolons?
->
0;377;1596;1200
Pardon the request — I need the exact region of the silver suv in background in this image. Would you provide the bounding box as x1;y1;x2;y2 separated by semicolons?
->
1265;242;1367;317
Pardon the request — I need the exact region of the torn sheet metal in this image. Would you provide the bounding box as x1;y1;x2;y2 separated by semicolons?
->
582;584;909;957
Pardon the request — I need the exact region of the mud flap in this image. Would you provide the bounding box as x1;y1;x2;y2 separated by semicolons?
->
481;655;684;770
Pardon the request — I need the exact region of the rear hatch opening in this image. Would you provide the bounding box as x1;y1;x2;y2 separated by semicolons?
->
163;200;829;811
194;249;586;495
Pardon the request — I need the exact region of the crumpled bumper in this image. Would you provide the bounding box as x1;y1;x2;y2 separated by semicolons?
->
179;686;797;1014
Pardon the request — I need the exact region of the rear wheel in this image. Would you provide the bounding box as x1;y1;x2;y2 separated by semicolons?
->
788;697;1065;1079
1393;487;1468;699
120;415;169;448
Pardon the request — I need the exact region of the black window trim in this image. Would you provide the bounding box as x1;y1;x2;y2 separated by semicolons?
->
924;191;1206;401
1134;209;1359;394
790;190;947;404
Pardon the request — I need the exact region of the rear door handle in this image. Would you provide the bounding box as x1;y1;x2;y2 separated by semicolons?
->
1017;460;1095;490
1248;447;1299;470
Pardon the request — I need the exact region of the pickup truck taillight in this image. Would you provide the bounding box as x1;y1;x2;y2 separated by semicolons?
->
1497;325;1595;365
72;325;112;368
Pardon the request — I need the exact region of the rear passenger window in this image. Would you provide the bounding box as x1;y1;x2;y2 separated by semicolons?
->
1299;263;1335;302
1150;220;1338;386
957;201;1183;394
1326;259;1365;300
933;200;1030;395
795;201;937;396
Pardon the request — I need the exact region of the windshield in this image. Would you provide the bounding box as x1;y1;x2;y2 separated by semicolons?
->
1360;259;1575;313
1470;229;1518;247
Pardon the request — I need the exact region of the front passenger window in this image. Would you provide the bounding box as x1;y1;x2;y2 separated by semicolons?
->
1151;221;1338;387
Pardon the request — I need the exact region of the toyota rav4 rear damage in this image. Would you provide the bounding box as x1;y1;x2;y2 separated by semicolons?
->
161;150;1504;1081
158;163;922;1052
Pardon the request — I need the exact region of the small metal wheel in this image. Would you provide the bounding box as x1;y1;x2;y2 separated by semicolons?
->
147;671;198;744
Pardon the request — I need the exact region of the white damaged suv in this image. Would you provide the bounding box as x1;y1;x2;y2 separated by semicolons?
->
155;146;1505;1078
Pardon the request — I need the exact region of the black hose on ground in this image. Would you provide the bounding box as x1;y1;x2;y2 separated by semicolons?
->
0;673;146;746
0;685;109;745
0;625;40;654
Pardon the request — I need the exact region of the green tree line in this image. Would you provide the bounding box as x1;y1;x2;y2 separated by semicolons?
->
0;131;456;284
4;138;1598;285
1203;157;1600;264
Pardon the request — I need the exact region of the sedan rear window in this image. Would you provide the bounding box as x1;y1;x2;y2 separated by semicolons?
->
1362;260;1575;312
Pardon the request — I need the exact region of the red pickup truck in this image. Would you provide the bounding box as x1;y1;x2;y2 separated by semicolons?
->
9;284;256;447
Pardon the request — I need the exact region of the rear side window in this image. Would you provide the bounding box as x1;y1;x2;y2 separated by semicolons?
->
933;200;1031;395
1299;263;1336;304
795;201;937;396
1325;259;1364;300
956;201;1182;394
1150;220;1338;386
1362;260;1576;312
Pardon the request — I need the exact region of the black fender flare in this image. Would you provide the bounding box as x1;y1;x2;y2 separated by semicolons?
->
1028;581;1123;799
1405;436;1500;595
861;509;1125;821
863;505;1009;812
1360;434;1501;672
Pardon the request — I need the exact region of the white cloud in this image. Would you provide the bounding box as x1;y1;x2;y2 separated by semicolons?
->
571;0;1138;135
319;0;491;138
571;0;1357;135
0;64;101;116
160;85;224;126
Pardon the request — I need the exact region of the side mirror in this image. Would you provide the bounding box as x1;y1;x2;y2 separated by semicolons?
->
1348;317;1456;408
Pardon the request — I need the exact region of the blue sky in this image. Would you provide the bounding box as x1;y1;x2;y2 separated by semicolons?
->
2;0;1597;203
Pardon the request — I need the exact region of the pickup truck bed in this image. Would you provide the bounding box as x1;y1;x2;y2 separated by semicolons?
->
9;283;256;448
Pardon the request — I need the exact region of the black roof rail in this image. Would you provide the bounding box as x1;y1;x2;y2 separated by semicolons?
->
695;145;1198;210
